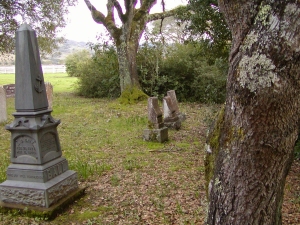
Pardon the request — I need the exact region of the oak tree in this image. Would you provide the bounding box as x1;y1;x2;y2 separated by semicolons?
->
84;0;185;92
206;0;300;224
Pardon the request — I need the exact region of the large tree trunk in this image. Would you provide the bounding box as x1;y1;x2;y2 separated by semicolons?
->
116;36;141;92
206;1;300;224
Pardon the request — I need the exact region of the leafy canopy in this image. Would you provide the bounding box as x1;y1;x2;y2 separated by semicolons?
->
178;0;231;64
0;0;77;54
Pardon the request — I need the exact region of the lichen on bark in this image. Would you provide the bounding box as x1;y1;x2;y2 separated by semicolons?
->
237;53;279;92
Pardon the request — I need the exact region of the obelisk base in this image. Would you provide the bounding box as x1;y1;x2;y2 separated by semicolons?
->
0;170;78;208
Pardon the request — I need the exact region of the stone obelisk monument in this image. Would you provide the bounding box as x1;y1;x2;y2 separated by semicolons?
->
0;24;80;210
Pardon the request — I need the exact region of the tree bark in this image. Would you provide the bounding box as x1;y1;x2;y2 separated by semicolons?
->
116;36;141;91
206;1;300;224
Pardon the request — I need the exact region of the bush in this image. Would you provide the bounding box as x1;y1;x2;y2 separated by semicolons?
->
75;46;120;98
138;42;227;103
65;50;91;77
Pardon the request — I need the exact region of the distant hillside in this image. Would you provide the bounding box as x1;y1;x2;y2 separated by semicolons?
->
0;39;91;66
42;39;90;65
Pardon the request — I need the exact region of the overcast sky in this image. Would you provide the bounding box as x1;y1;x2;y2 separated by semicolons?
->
63;0;187;42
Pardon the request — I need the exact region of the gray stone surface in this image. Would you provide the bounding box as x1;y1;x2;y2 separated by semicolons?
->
0;171;78;208
144;97;168;142
6;114;62;165
163;96;181;130
3;84;15;98
15;24;48;112
0;86;7;123
147;97;164;129
167;90;186;122
167;90;179;114
143;127;168;143
0;24;79;209
6;157;68;183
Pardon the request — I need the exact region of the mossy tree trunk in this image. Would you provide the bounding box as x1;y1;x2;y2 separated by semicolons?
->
206;1;300;224
84;0;179;92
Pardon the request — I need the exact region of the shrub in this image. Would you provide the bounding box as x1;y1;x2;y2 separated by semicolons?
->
65;50;91;77
76;46;120;98
138;42;227;103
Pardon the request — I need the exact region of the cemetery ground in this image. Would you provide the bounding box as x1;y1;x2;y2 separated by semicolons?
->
0;74;299;224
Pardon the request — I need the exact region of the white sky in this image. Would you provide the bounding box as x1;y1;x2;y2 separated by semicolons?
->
62;0;187;42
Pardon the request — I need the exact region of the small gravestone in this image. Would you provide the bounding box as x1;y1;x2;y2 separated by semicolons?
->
0;24;82;214
3;84;15;98
163;96;181;130
0;86;7;123
143;97;168;143
45;82;53;110
167;90;186;122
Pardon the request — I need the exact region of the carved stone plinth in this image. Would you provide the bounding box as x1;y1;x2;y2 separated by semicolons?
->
0;171;78;208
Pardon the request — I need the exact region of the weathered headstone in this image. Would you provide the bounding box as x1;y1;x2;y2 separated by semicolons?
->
143;97;168;143
0;24;82;213
167;90;186;122
3;84;15;98
0;86;7;123
163;96;181;130
45;82;53;110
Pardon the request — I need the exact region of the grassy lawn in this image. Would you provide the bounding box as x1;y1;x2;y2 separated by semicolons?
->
0;73;299;224
0;73;77;93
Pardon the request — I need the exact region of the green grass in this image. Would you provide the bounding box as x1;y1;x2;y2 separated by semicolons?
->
0;73;77;93
0;73;299;224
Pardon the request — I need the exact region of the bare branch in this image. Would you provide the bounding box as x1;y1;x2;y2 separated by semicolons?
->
147;8;177;22
112;0;126;23
84;0;105;24
84;0;120;40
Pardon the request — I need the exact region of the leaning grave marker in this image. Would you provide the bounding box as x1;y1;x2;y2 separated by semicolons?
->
0;24;83;214
163;95;181;130
143;97;168;143
167;90;186;122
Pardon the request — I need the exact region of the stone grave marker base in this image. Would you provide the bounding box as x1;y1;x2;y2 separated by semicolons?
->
143;127;168;143
164;119;181;130
0;170;78;208
0;186;85;220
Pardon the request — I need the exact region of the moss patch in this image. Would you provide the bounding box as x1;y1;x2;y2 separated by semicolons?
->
118;86;148;105
204;105;225;198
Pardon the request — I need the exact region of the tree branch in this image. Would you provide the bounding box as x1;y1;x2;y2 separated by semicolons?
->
112;0;125;22
84;0;106;24
106;0;116;24
84;0;120;40
147;8;178;22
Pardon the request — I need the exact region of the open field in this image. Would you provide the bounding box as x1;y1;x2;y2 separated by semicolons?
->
0;74;299;224
0;73;77;93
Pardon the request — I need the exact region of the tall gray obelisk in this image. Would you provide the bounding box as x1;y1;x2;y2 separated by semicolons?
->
0;24;80;209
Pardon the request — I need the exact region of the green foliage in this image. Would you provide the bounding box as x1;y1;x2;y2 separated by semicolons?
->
138;42;227;103
0;0;76;54
118;86;148;105
75;44;120;98
177;0;231;64
65;50;91;77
